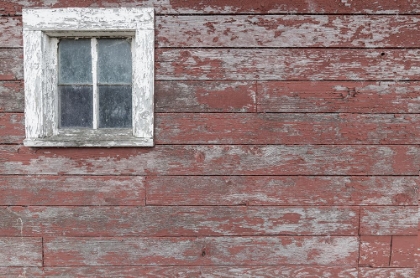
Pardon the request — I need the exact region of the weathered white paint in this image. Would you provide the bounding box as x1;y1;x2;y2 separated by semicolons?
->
22;8;154;147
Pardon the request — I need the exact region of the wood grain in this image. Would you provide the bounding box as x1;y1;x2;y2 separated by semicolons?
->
43;236;359;266
3;81;420;114
0;266;358;277
1;0;420;16
4;112;420;145
0;206;359;237
157;15;420;48
0;145;418;175
0;176;145;206
145;176;418;206
0;237;42;266
257;81;420;113
360;206;417;235
156;48;420;81
4;15;420;48
3;48;420;81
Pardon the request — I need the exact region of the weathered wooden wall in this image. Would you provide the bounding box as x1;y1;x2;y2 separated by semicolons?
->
0;0;418;277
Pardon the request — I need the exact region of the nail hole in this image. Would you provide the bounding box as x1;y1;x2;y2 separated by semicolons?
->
201;250;206;257
381;52;385;56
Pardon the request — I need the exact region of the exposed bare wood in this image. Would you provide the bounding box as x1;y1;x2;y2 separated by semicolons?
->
1;0;420;16
0;266;358;277
4;15;420;48
0;49;22;80
0;145;418;175
360;206;417;235
0;237;42;266
156;48;420;81
43;236;359;266
257;81;420;113
0;206;359;237
0;176;145;205
145;176;418;206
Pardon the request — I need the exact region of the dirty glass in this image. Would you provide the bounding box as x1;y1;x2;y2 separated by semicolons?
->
98;39;132;84
59;39;92;84
98;85;132;128
59;85;93;128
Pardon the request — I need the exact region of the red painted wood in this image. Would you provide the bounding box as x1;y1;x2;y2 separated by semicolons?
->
5;15;420;48
390;236;416;267
0;113;23;144
1;145;418;175
0;49;22;81
156;81;256;112
155;113;420;145
157;15;420;48
358;267;415;278
0;81;23;112
360;206;417;235
359;236;391;267
0;176;145;205
1;0;420;16
0;206;358;237
0;237;42;266
43;236;359;266
156;48;420;80
257;81;420;113
145;176;418;206
5;112;420;145
4;48;420;81
0;266;358;277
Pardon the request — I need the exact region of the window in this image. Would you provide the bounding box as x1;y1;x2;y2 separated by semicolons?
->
22;8;154;147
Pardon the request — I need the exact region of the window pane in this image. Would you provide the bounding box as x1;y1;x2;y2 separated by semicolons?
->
59;85;93;128
58;39;92;84
98;85;132;128
98;39;132;84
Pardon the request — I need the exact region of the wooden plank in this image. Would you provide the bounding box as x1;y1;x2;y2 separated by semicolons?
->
0;81;23;112
5;15;420;48
390;236;416;267
4;112;420;145
1;0;420;16
0;113;24;144
4;48;420;81
1;145;419;175
4;80;420;114
0;237;42;266
0;81;255;113
358;267;415;278
155;113;420;145
156;48;420;81
0;206;359;237
43;236;359;266
0;176;145;205
360;206;417;235
0;266;358;277
156;81;256;112
257;81;420;113
146;176;418;206
157;15;420;48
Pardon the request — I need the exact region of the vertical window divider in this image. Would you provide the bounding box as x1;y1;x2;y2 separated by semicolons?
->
91;38;98;130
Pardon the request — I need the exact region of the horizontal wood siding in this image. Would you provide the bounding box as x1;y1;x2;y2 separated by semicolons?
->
0;2;418;276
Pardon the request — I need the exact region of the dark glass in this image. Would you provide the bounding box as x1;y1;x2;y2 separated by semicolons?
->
97;39;132;84
98;85;132;128
59;85;93;128
58;39;92;84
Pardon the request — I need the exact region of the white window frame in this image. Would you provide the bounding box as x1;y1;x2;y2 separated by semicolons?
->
22;8;154;147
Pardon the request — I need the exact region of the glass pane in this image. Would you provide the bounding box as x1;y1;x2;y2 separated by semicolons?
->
98;39;132;84
98;85;132;128
58;39;92;84
59;85;93;128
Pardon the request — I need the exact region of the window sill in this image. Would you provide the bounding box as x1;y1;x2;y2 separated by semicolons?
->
23;129;153;147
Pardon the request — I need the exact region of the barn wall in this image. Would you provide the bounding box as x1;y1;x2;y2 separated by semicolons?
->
0;1;418;277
